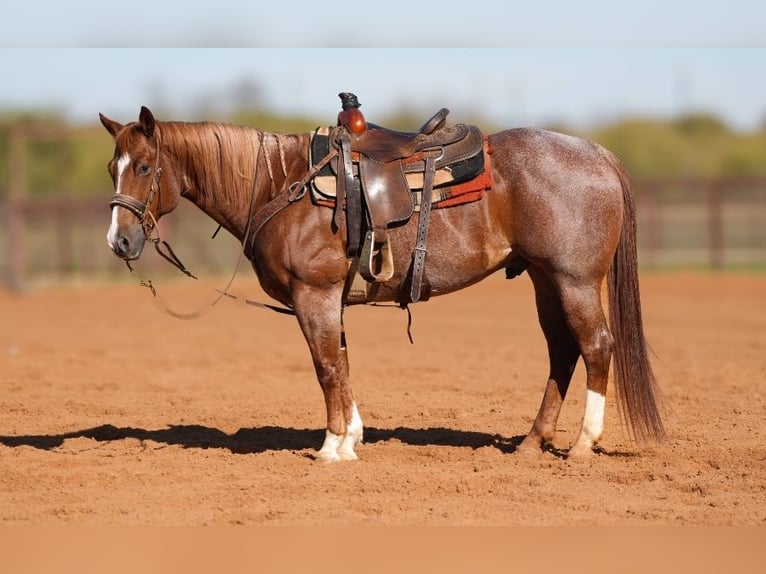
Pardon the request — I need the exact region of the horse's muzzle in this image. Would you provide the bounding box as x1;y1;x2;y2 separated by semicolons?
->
107;225;146;261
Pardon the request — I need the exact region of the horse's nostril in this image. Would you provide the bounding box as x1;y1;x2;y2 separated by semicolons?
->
117;235;131;255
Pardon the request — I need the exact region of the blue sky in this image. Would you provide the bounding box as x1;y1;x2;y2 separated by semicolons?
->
3;1;765;48
1;3;764;131
2;49;764;132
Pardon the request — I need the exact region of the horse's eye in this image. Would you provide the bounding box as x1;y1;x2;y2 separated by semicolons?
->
137;164;151;176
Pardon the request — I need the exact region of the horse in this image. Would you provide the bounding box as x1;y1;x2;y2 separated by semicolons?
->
99;105;665;462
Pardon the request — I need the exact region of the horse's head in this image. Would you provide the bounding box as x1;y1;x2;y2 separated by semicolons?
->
100;106;181;261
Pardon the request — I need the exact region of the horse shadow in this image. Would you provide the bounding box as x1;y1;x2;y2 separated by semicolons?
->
0;423;531;456
0;424;636;459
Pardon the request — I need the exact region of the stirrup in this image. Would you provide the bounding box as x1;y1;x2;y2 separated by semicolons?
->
359;228;394;283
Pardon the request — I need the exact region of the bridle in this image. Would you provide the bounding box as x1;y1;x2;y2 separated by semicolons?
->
108;132;196;279
109;132;162;236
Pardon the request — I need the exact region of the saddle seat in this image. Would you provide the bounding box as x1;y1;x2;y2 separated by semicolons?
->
351;107;451;163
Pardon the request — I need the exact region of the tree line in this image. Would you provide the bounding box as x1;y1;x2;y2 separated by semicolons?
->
1;108;765;199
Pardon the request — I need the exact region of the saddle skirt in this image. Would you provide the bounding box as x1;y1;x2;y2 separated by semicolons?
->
308;126;492;212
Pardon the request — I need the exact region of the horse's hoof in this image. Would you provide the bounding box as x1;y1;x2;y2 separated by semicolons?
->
515;434;548;457
515;443;544;457
567;444;596;461
315;450;341;463
337;448;358;461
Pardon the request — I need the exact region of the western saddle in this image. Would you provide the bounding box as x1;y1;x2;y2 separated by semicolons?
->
315;93;487;305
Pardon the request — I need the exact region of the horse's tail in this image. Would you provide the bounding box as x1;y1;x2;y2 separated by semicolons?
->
606;152;667;444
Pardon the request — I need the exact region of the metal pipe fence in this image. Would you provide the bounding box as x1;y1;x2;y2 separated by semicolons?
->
2;177;765;290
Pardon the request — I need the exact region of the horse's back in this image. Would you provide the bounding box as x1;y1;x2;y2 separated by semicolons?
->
489;127;621;188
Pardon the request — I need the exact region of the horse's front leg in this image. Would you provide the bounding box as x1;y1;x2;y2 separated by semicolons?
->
293;287;363;462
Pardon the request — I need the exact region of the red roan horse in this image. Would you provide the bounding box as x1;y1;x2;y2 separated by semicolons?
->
100;106;665;461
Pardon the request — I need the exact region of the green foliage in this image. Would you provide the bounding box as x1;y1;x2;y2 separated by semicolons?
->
1;107;765;199
591;112;766;179
673;113;729;138
226;110;324;135
594;119;687;178
716;133;766;176
67;126;117;195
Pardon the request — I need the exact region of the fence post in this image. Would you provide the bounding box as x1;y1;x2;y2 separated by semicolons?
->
639;182;659;269
7;126;28;292
708;181;723;269
56;198;75;277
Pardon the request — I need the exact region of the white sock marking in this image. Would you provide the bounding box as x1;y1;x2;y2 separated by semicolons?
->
317;431;343;462
346;402;363;444
338;403;364;460
582;389;606;442
318;403;364;462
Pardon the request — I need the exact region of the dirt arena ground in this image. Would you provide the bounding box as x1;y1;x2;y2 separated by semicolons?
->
0;271;764;526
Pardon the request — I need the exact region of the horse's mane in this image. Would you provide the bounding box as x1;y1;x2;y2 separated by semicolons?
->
157;121;303;211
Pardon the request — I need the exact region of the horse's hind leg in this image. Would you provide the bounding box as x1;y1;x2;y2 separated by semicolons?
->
555;277;614;459
294;290;363;462
517;267;581;454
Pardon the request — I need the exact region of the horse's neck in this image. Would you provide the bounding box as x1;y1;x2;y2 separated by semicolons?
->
162;122;306;242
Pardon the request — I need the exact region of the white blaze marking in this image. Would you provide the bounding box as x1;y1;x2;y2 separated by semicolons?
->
115;153;131;195
107;153;131;249
582;389;606;442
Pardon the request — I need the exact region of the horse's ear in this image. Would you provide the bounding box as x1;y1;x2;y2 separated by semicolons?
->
99;113;123;137
139;106;156;138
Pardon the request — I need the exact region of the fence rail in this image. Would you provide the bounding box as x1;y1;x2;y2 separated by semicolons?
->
635;177;766;269
2;177;766;290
